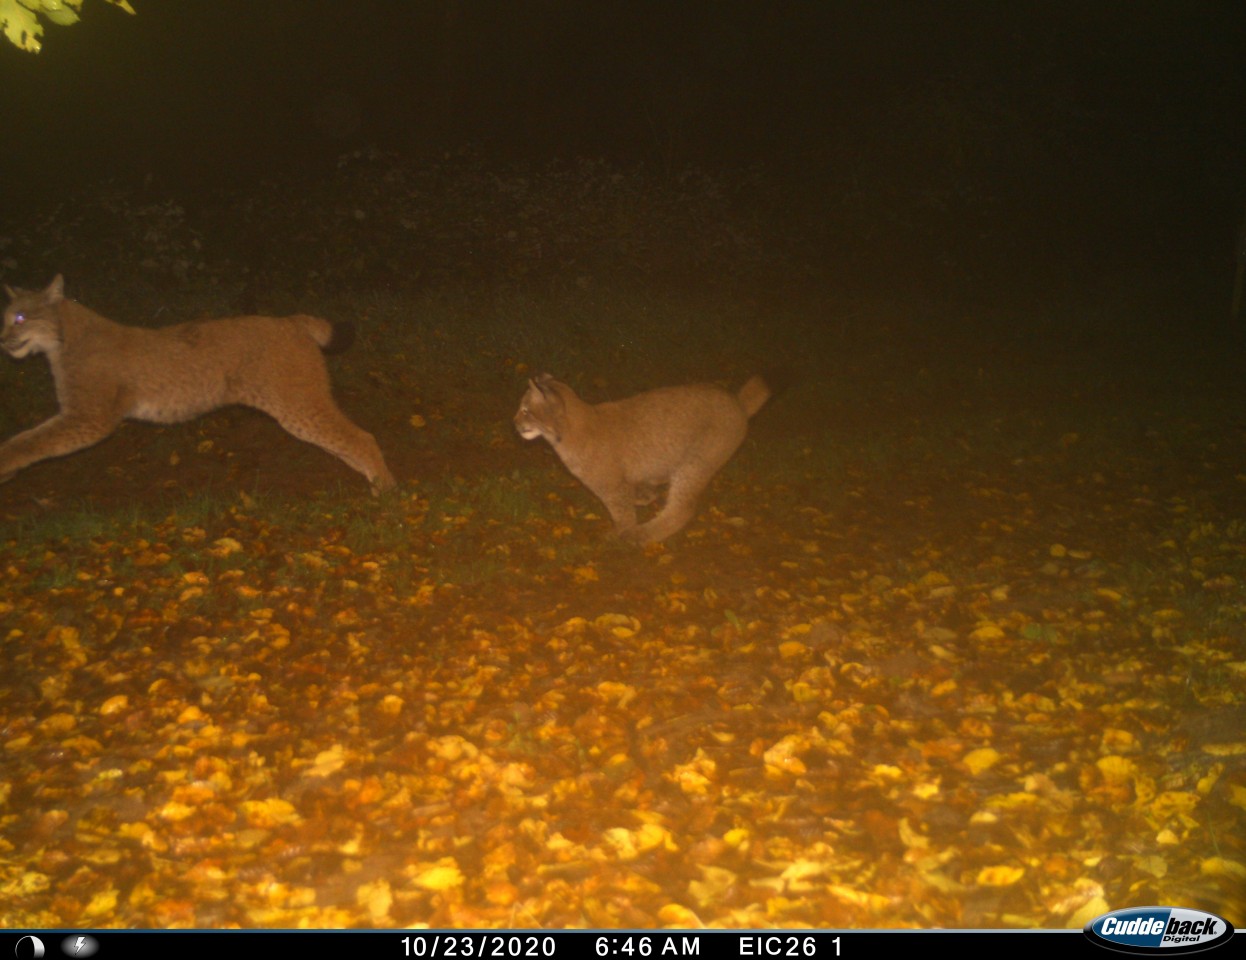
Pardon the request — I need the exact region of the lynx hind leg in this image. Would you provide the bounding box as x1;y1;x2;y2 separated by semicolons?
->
0;413;120;482
265;396;395;494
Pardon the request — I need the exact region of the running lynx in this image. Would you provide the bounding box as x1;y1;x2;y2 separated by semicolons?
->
514;372;773;543
0;275;395;493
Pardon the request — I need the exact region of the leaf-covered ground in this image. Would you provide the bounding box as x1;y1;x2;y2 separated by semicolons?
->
0;159;1244;929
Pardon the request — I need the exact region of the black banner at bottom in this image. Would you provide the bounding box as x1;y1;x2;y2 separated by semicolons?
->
7;928;1132;960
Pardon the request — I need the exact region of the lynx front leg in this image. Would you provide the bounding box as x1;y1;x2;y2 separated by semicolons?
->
628;469;706;543
0;413;121;482
594;482;640;539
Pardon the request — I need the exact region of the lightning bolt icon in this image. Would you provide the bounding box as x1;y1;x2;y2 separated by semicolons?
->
73;937;85;955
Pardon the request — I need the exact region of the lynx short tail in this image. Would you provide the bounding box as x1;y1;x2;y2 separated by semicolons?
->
292;315;355;355
736;375;772;418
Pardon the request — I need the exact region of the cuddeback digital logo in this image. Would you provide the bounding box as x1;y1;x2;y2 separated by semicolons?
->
1084;906;1235;954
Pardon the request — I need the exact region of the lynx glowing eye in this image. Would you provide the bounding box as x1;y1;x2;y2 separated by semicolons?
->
12;312;24;324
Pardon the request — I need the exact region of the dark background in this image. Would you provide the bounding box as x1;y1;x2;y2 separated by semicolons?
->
1;0;1245;320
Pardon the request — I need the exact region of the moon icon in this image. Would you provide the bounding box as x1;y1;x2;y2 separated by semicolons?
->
15;936;45;959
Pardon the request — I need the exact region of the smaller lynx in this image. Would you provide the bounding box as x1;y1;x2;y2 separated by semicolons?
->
0;275;395;493
514;372;774;543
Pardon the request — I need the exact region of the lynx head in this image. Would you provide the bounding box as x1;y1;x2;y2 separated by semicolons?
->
514;373;569;444
3;274;66;359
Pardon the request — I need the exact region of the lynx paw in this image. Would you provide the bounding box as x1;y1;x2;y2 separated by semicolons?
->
613;525;667;546
370;470;398;496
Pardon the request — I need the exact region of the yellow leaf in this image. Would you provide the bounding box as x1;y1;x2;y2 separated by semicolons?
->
604;822;677;859
778;640;808;658
963;748;1000;775
1101;728;1136;751
1049;544;1067;557
52;624;81;649
82;887;118;918
409;414;426;428
1069;897;1110;929
669;750;716;795
594;613;640;635
159;801;195;821
827;884;891;909
1;3;43;53
1228;784;1246;812
597;681;637;709
1096;755;1136;783
177;705;205;724
118;822;153;841
240;797;301;827
976;865;1025;886
1136;856;1167;879
99;695;129;717
80;848;123;866
898;818;929;849
912;779;941;800
1200;857;1246;879
689;866;736;907
428;735;477;761
1202;742;1246;756
411;859;464;891
658;903;702;926
1149;791;1199;820
638;821;678;853
571;565;598;583
555;617;589;636
308;744;346;777
39;713;76;734
357;878;393;923
723;828;750;847
763;734;810;775
984;792;1038;809
970;621;1005;641
1196;765;1222;795
781;859;830;884
379;695;404;716
208;537;243;558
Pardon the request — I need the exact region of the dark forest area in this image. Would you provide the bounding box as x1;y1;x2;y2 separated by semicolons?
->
0;0;1244;934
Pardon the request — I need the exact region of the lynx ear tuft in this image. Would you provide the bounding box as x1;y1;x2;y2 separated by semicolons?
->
533;373;556;395
46;275;65;303
3;285;14;300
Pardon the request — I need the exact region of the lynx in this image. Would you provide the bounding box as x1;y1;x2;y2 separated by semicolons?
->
514;372;774;543
0;275;395;493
